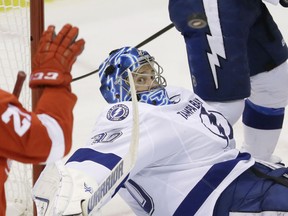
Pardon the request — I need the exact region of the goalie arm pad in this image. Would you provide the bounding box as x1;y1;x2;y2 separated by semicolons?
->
32;161;100;216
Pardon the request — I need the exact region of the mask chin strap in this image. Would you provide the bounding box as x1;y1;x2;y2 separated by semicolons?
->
136;94;141;101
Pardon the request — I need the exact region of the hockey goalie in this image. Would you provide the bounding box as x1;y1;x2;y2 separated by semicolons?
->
33;47;288;216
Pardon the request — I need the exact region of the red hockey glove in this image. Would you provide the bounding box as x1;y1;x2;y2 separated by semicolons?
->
30;24;85;88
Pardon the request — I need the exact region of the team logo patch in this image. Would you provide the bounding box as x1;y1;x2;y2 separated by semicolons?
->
107;104;129;121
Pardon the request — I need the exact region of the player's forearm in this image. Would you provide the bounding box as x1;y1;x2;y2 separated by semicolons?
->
35;87;77;156
0;90;71;163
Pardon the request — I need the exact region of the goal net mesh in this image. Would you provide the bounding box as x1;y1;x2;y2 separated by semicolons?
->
0;0;33;215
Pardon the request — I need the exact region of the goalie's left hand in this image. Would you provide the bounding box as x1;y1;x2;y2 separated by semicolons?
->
32;161;72;215
32;161;99;216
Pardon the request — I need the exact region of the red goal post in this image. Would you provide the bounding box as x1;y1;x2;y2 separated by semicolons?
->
30;0;45;187
0;0;44;215
30;1;45;215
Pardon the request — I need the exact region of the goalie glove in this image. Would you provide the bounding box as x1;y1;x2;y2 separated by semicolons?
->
32;161;100;216
30;24;85;89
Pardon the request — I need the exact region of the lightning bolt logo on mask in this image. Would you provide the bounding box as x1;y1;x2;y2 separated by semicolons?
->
203;0;226;89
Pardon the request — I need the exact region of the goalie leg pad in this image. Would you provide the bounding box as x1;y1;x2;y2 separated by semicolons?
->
214;163;288;215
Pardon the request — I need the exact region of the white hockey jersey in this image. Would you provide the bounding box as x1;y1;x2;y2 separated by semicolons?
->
66;86;255;216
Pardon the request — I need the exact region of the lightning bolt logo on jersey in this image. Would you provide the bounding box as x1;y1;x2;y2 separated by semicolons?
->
168;0;281;100
176;96;233;147
199;107;233;146
203;0;226;89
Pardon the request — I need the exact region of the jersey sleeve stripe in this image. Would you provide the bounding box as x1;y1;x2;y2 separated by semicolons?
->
37;114;65;163
66;148;121;170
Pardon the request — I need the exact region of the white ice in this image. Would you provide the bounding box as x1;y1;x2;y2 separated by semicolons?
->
44;1;288;215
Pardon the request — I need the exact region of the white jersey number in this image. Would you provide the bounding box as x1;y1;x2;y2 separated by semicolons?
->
1;104;31;136
91;129;123;144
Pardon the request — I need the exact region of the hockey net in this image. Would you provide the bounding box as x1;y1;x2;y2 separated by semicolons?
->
0;0;37;215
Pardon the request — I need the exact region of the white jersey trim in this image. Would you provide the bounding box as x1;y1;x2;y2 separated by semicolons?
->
37;114;65;164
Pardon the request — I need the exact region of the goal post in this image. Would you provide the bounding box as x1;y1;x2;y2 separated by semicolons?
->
1;0;44;215
30;0;45;195
30;1;45;216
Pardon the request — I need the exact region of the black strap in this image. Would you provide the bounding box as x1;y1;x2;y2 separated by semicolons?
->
250;166;288;187
72;23;175;82
135;23;174;48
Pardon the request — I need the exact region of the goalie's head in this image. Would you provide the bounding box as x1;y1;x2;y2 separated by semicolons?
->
98;46;170;105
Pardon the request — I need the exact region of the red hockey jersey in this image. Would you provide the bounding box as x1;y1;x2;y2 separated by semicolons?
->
0;87;77;215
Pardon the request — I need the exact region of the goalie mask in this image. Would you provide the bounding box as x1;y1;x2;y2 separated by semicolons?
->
98;47;171;105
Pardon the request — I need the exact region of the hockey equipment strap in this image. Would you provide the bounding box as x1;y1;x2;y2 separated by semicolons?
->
30;24;85;89
72;23;174;82
250;165;288;187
